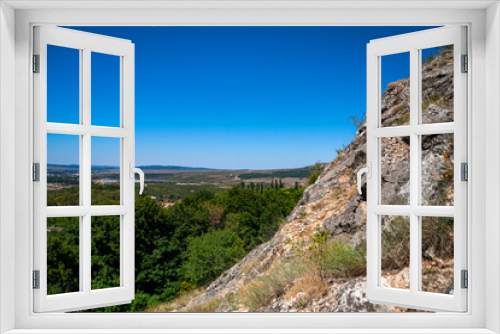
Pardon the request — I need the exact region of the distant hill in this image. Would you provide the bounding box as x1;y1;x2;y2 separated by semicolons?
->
137;165;217;171
238;166;313;180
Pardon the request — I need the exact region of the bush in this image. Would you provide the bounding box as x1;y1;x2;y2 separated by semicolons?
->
308;163;324;185
238;260;305;311
291;231;366;279
182;229;246;286
381;216;410;270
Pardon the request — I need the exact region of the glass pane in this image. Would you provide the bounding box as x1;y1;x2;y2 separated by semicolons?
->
422;134;454;206
91;215;120;290
91;52;120;127
381;52;410;127
47;134;80;206
421;217;454;294
421;45;454;124
47;45;80;124
91;136;121;205
381;215;410;290
381;136;410;205
47;217;80;295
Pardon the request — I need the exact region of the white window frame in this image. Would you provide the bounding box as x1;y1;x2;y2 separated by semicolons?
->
0;1;499;333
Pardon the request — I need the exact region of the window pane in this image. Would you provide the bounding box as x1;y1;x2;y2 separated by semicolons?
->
381;52;410;127
47;133;80;206
381;137;410;205
91;52;120;127
91;136;121;205
421;45;454;124
91;215;120;290
422;134;454;206
47;45;80;124
421;217;454;294
47;217;80;295
381;215;410;290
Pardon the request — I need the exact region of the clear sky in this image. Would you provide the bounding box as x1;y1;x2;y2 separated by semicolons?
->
47;26;437;170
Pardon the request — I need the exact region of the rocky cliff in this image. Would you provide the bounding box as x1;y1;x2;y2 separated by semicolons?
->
174;47;455;313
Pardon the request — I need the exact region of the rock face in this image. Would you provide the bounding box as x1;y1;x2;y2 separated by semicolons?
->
177;48;455;313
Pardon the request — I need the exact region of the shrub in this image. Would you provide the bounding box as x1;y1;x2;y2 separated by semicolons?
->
308;163;324;185
238;260;306;311
291;231;366;279
182;229;246;286
381;216;410;270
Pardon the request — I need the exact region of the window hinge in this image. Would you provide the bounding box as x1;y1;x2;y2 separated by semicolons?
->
33;163;40;182
33;54;40;73
461;270;468;289
33;270;40;289
461;54;468;73
461;162;468;181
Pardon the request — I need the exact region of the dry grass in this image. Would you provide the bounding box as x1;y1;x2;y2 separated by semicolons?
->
238;260;306;311
186;298;223;312
144;288;205;312
284;270;328;302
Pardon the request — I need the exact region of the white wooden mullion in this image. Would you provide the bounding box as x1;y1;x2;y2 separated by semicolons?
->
372;126;411;137
366;45;380;298
373;123;454;138
119;54;125;286
409;47;420;295
452;26;468;311
121;49;135;296
373;205;454;217
78;48;84;293
90;126;129;138
33;27;47;311
46;123;129;138
372;205;411;215
413;122;454;135
82;47;92;295
46;205;130;217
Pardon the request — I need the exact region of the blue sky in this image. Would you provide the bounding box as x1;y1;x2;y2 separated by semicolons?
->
47;26;437;170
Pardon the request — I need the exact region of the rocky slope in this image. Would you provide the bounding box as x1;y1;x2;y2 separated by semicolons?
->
174;47;455;313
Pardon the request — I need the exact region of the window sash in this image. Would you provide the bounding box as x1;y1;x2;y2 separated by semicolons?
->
366;26;467;312
33;26;136;313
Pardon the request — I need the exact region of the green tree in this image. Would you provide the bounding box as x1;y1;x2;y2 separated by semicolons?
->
182;229;246;286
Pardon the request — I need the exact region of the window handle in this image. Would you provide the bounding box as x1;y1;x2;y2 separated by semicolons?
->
129;162;145;195
356;162;371;195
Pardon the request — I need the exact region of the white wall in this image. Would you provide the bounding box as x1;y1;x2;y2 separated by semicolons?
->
486;2;500;333
0;2;16;333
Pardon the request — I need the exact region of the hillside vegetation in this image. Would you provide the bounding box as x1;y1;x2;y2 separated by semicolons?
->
47;184;303;311
160;46;455;313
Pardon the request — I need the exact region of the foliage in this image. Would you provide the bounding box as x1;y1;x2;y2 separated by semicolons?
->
238;167;312;180
308;163;324;185
47;217;80;295
182;229;246;286
335;144;348;156
349;115;365;129
290;231;366;279
381;216;410;270
47;183;304;312
238;260;306;311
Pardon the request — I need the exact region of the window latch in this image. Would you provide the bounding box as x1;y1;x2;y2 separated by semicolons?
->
129;162;145;195
356;162;371;195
